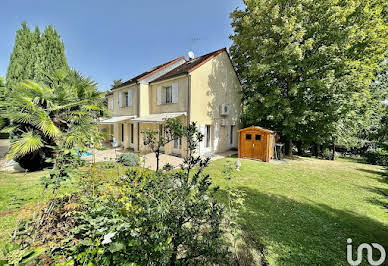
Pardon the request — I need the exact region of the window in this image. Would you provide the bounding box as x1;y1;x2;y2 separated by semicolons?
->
246;134;252;140
255;134;261;141
230;125;234;145
206;125;211;148
130;124;134;144
124;92;129;107
165;86;172;104
174;137;182;149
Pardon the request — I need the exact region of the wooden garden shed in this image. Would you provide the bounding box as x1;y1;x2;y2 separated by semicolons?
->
238;126;276;162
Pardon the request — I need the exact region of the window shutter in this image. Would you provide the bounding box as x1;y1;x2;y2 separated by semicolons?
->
157;86;162;105
119;92;123;108
172;82;178;104
110;98;114;110
128;89;133;106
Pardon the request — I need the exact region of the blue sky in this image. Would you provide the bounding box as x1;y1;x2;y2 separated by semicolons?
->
0;0;242;91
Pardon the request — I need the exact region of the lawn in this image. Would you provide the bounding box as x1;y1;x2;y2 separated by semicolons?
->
0;157;387;265
206;157;388;265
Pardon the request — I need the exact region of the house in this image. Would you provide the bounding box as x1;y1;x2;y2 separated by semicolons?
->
99;48;242;157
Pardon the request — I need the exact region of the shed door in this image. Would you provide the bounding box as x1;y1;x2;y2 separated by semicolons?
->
253;133;266;161
241;131;267;161
241;131;254;158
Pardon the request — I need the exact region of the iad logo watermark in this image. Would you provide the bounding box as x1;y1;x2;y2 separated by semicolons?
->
347;238;386;265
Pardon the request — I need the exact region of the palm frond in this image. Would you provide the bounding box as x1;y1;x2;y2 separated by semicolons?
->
6;131;44;159
36;111;60;137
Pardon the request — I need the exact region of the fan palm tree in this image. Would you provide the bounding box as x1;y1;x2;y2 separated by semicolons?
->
2;69;106;170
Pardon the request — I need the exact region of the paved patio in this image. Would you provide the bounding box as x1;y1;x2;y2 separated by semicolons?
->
1;139;237;172
83;147;238;171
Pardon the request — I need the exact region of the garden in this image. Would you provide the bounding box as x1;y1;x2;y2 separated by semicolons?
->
1;153;387;264
0;0;387;264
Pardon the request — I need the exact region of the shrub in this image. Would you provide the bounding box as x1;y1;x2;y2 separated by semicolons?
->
321;149;339;160
100;161;117;169
116;153;139;167
364;149;388;166
162;162;174;171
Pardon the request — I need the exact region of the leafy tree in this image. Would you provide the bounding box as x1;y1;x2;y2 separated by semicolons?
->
111;79;123;89
230;0;387;155
2;70;106;171
142;118;184;171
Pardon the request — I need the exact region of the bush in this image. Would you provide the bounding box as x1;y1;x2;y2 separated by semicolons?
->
321;149;339;160
116;153;139;167
100;161;117;169
364;149;388;166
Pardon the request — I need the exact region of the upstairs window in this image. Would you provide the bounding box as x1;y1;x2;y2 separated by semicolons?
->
124;92;129;107
165;86;172;104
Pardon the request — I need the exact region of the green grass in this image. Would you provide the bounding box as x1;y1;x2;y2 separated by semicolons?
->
0;158;387;265
206;157;388;265
0;170;79;252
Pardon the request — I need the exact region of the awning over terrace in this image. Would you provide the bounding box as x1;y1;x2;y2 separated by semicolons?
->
98;115;136;124
131;112;186;124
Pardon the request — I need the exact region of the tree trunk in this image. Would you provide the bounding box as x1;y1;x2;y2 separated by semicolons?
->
296;142;303;156
286;139;292;156
156;150;160;171
316;144;320;158
332;141;336;160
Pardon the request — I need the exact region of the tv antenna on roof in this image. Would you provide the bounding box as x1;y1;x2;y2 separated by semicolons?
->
190;37;201;50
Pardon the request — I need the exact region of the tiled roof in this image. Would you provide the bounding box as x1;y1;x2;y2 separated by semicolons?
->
151;48;227;83
113;56;186;89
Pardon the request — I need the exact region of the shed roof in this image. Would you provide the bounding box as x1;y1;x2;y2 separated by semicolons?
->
238;126;275;134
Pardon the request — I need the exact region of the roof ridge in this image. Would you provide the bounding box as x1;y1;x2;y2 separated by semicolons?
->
114;55;186;89
150;48;227;83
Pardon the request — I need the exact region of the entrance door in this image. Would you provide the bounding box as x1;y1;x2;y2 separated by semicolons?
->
159;125;165;153
173;137;182;155
129;124;134;149
121;124;124;144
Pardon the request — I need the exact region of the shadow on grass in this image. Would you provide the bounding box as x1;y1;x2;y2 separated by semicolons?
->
218;187;388;265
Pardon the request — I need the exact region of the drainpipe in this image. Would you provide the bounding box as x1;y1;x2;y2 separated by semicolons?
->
186;74;191;156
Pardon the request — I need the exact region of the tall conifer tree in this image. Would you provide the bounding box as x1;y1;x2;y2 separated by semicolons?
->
6;23;69;88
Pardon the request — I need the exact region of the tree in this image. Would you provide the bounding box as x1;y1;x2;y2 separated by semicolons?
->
142;119;184;171
3;70;106;171
6;22;36;89
6;23;69;88
0;77;5;129
230;0;387;156
111;79;123;89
